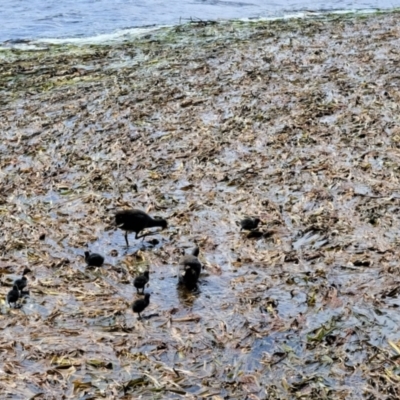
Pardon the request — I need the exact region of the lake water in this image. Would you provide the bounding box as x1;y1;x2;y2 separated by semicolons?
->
1;0;400;43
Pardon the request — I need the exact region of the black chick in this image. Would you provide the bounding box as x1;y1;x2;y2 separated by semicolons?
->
180;265;199;291
14;267;31;294
115;209;168;246
134;270;150;294
132;293;151;319
179;247;201;279
238;217;261;231
85;251;104;267
7;285;20;308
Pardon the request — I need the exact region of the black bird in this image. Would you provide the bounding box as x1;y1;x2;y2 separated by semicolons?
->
85;251;104;267
179;247;201;279
7;285;20;308
238;217;261;231
132;293;151;319
134;270;150;294
14;267;31;294
115;209;168;246
180;265;199;291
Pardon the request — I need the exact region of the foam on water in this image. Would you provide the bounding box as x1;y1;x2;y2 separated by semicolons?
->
37;26;168;45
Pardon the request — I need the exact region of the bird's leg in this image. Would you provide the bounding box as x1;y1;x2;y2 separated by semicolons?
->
125;232;129;247
136;232;153;240
138;313;142;320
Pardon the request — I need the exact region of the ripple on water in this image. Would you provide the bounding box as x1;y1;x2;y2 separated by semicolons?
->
0;1;398;43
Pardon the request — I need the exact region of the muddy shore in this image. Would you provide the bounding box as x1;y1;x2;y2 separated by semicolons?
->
1;10;400;399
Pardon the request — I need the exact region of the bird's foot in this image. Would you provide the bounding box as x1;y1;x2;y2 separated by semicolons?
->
143;313;159;320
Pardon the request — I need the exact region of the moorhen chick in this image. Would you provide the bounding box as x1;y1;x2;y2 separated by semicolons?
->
7;285;20;308
180;265;199;291
134;270;150;294
238;217;261;231
85;251;104;267
115;209;167;246
14;267;31;295
179;247;201;279
132;293;151;319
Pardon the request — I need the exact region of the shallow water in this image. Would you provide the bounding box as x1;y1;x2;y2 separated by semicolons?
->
1;0;400;42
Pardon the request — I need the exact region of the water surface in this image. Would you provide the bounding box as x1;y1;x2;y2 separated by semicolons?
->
2;0;400;43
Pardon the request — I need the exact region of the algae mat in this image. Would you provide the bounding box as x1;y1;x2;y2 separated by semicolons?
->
1;11;400;399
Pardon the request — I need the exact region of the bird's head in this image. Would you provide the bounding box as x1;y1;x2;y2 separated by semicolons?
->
154;217;167;230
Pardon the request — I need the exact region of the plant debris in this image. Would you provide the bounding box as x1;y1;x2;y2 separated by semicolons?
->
1;9;400;398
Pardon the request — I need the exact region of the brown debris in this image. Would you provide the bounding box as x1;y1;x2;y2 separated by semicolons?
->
1;10;400;399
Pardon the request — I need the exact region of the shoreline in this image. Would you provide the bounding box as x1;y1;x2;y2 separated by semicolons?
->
2;8;400;100
0;7;398;48
1;9;400;398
